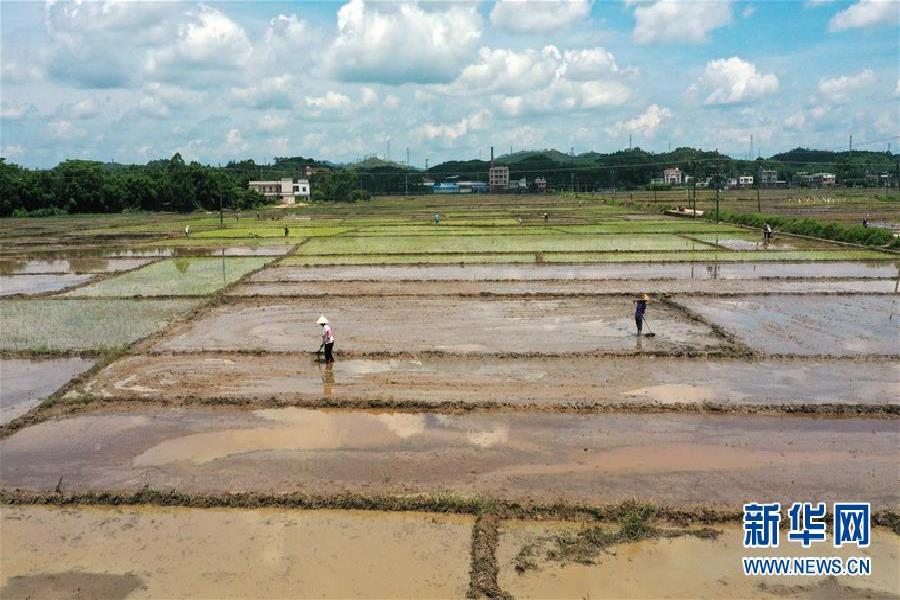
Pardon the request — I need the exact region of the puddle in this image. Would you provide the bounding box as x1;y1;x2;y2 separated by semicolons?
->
3;409;897;507
0;572;144;600
155;297;727;354
0;505;472;599
81;355;900;406
0;274;95;295
682;295;900;355
0;358;96;424
253;262;900;282
0;258;153;274
497;522;900;599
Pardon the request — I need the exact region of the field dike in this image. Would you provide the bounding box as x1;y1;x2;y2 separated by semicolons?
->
0;251;289;439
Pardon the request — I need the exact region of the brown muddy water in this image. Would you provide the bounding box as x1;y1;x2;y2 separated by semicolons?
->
0;358;96;424
79;354;900;407
253;262;900;282
228;278;899;297
0;274;95;296
2;408;897;508
0;258;154;274
0;505;472;599
681;294;900;356
154;297;728;354
497;522;900;599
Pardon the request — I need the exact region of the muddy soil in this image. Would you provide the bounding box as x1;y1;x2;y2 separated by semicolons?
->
79;354;900;408
497;522;900;599
0;274;96;296
0;505;472;599
0;258;154;275
1;358;96;424
153;297;728;354
228;278;899;297
2;408;897;508
681;294;900;356
253;262;900;282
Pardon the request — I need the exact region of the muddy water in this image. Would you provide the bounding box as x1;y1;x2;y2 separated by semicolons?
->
229;278;899;297
0;358;96;424
253;262;900;282
0;274;95;295
3;408;897;508
155;297;727;354
4;246;290;258
497;522;900;599
0;258;153;274
682;295;900;355
0;505;472;599
80;354;900;406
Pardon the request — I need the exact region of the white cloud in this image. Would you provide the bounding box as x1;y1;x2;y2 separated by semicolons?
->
257;114;289;132
697;57;779;105
360;87;378;106
145;6;252;85
417;109;491;141
829;0;899;31
225;128;248;152
1;145;27;159
818;69;876;102
633;0;733;44
271;137;290;154
490;0;591;33
230;75;296;109
46;120;87;139
1;60;43;84
254;13;316;69
784;112;806;129
562;48;619;80
328;0;482;84
384;95;401;109
606;104;673;137
60;98;102;120
1;103;38;121
305;91;353;112
741;4;756;18
445;46;563;95
499;79;630;116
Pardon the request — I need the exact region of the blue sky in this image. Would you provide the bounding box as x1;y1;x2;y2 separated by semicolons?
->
1;0;898;168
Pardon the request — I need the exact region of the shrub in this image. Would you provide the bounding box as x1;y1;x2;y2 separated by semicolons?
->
710;210;894;247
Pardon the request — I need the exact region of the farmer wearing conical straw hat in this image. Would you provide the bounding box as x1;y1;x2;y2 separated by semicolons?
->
317;315;335;364
633;294;649;336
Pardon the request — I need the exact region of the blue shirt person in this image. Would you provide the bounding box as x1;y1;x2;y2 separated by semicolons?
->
633;294;649;335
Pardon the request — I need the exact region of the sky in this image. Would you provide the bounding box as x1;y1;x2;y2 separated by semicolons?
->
1;0;898;168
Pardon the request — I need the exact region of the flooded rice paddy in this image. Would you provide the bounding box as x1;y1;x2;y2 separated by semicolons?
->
78;354;899;407
497;522;899;599
681;294;900;355
0;358;95;424
3;407;897;508
2;198;898;598
0;505;472;599
153;297;729;354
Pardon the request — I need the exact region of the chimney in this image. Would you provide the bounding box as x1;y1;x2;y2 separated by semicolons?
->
490;146;494;167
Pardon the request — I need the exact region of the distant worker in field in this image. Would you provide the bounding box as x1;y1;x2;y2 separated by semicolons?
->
633;294;649;336
434;212;441;224
284;225;289;237
543;212;549;223
863;218;869;229
763;222;773;242
184;224;190;238
317;315;335;364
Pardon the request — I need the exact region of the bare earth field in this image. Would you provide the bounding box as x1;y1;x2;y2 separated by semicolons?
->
1;195;897;598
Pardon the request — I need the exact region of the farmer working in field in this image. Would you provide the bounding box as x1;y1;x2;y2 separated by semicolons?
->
633;293;649;335
317;315;335;364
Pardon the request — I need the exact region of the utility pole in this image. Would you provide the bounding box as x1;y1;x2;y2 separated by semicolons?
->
405;147;409;197
219;162;224;228
756;157;762;213
691;152;697;218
